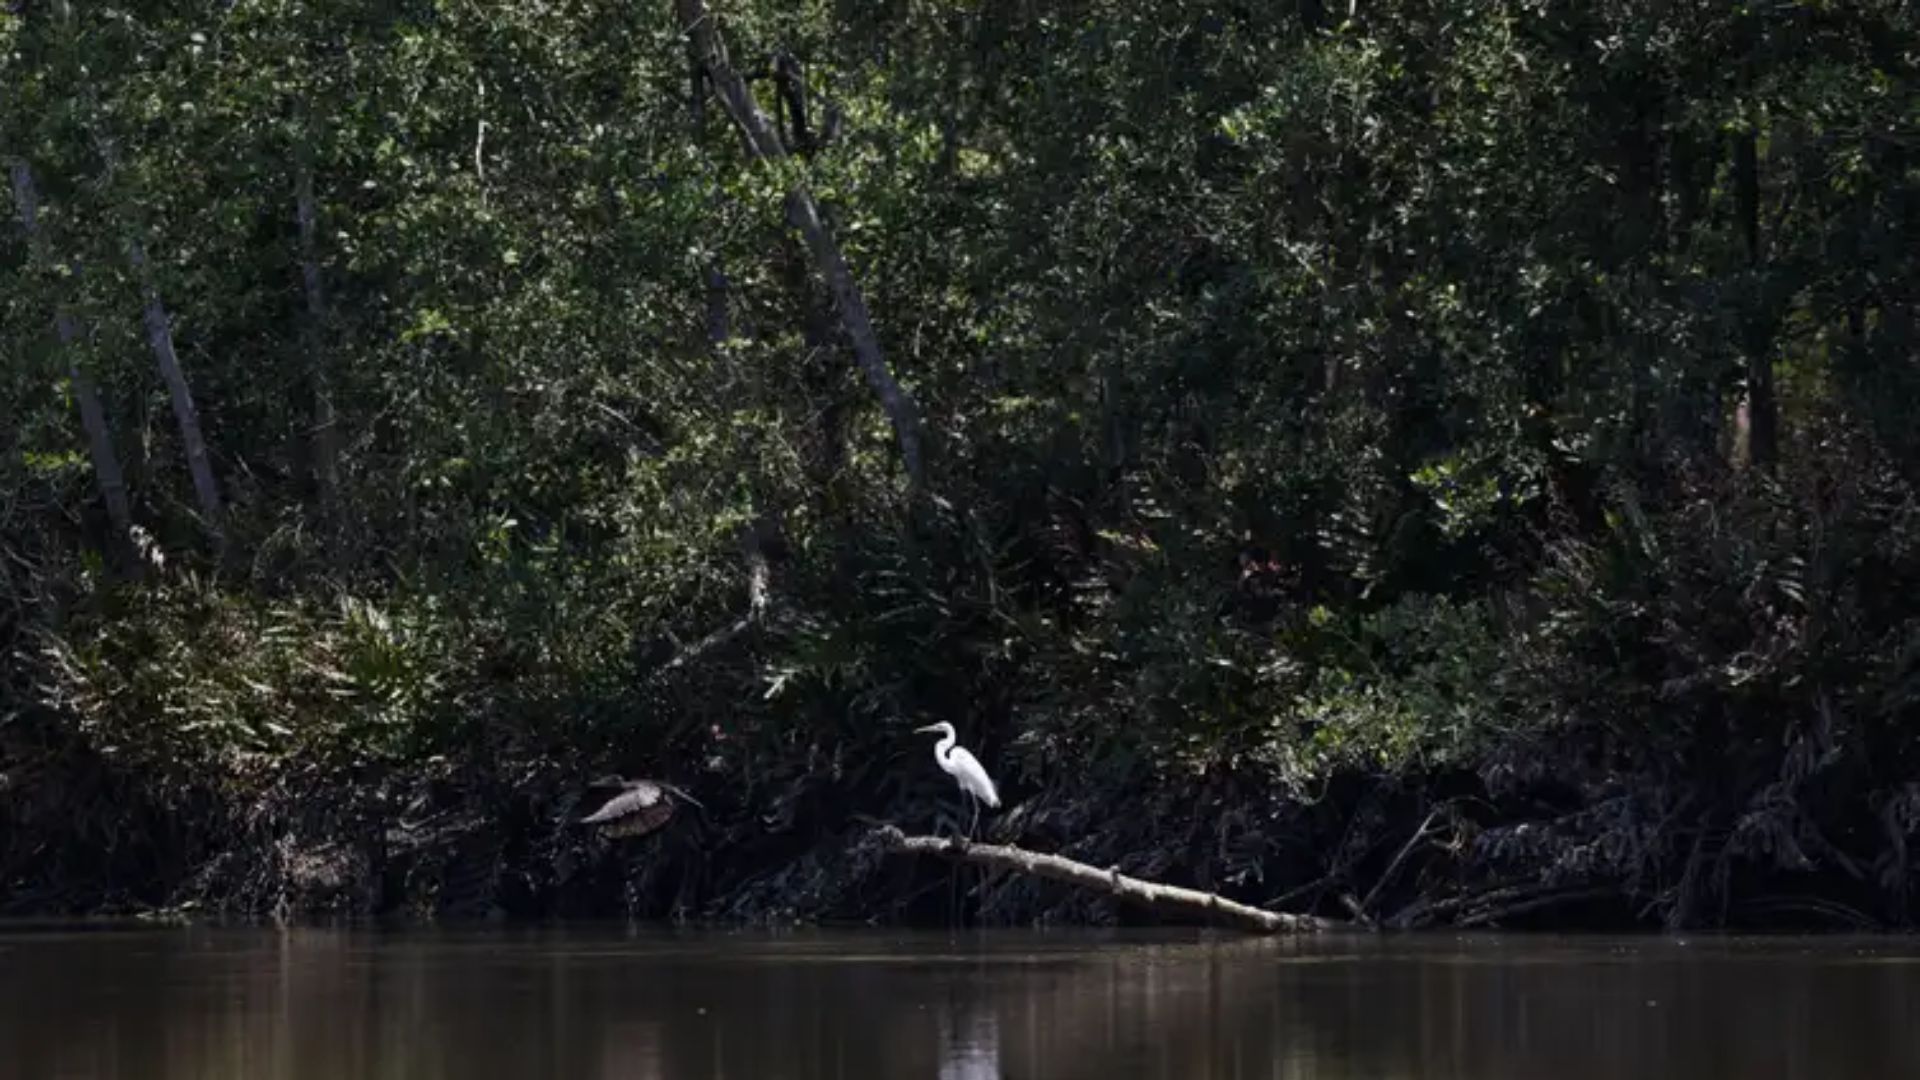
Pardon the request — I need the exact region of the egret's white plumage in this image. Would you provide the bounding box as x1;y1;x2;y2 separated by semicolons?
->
915;722;999;835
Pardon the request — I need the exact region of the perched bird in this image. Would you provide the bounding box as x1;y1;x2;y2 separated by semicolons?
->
914;722;1000;837
579;776;702;840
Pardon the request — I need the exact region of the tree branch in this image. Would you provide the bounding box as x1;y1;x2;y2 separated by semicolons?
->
673;0;926;489
656;521;772;675
1360;803;1450;917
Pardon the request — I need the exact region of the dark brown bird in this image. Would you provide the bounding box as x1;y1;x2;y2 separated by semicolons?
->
579;776;702;840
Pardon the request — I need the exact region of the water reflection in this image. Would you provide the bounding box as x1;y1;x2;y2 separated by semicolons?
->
937;1001;1001;1080
2;926;1919;1079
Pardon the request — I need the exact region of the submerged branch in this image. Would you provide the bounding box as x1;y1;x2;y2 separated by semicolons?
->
1390;881;1611;930
875;826;1342;934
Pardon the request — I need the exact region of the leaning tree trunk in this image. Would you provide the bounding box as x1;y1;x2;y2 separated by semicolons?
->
56;0;224;551
673;0;927;489
123;236;225;546
9;161;140;574
92;149;225;547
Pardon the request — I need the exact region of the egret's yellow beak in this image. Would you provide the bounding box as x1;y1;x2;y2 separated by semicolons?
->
913;724;942;734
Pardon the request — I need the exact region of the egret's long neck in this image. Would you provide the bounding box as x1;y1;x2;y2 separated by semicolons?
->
934;729;957;762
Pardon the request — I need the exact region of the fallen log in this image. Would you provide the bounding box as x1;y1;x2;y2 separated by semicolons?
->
874;826;1342;934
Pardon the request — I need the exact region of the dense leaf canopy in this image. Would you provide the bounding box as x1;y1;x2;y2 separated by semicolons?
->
2;0;1918;927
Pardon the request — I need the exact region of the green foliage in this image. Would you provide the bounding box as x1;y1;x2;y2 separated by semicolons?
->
3;0;1920;922
1292;594;1512;777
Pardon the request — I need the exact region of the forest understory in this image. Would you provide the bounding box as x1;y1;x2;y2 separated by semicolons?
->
5;695;1913;935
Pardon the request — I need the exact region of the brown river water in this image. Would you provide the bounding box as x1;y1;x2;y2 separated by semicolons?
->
2;925;1918;1079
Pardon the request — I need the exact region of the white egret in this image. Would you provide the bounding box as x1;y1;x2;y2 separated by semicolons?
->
914;722;1000;837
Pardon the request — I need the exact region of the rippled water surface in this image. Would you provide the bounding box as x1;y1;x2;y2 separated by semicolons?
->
4;924;1920;1079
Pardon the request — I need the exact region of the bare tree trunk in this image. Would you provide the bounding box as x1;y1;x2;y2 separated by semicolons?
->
686;27;709;139
295;152;340;528
876;827;1340;933
673;0;927;488
1732;125;1778;471
124;237;225;545
1727;16;1777;473
9;161;139;573
59;0;226;549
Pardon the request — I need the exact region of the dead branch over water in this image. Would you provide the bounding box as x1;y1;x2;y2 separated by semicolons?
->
875;826;1343;934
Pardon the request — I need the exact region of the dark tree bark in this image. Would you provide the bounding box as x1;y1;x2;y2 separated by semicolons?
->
1668;126;1712;257
1732;125;1778;471
294;150;340;529
771;50;812;154
1728;14;1778;472
10;161;139;574
673;0;927;489
686;29;710;138
765;49;853;510
704;265;731;345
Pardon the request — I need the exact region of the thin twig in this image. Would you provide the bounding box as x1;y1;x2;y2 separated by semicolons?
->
1361;803;1449;916
1455;886;1614;928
